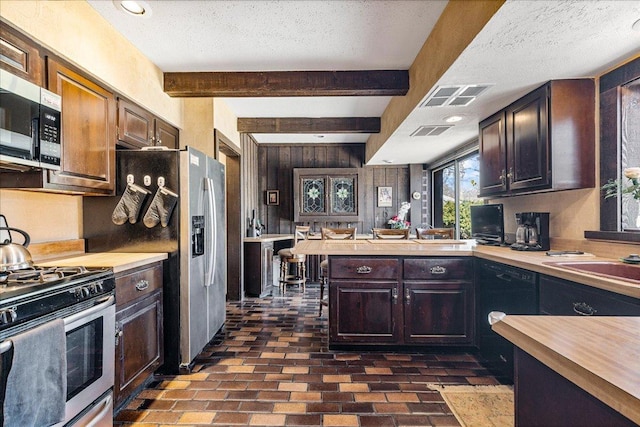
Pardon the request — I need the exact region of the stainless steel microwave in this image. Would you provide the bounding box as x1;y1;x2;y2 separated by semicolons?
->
0;69;61;171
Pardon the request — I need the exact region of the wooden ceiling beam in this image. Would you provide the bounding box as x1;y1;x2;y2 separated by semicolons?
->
237;117;381;134
163;70;409;97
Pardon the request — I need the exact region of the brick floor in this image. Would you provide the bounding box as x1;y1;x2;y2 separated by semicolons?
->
114;282;502;426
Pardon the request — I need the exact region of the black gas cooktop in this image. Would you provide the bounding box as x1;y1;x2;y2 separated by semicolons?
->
0;266;115;335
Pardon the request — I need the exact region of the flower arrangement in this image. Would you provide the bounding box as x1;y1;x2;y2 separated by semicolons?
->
388;201;411;229
602;167;640;201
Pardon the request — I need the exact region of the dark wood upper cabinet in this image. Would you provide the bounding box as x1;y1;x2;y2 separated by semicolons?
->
117;98;179;149
0;21;43;85
45;57;116;193
293;167;363;223
478;110;508;196
155;118;179;149
479;79;595;197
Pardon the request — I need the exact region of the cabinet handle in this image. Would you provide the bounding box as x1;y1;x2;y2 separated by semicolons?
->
135;280;149;291
573;302;596;316
405;288;411;305
157;138;162;146
114;324;123;346
356;266;372;274
150;136;156;145
495;273;512;282
429;265;447;275
392;288;398;304
507;167;513;184
499;354;507;363
499;169;506;186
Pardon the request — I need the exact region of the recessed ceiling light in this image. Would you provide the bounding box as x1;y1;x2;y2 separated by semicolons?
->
444;115;464;123
382;159;394;164
113;0;151;17
315;135;325;139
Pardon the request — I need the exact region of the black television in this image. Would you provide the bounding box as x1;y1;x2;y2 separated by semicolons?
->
470;203;504;245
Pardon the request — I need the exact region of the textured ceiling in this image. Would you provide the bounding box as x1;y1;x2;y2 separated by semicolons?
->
88;0;640;165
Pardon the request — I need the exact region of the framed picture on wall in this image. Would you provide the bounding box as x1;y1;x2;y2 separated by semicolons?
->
266;190;280;206
377;186;392;207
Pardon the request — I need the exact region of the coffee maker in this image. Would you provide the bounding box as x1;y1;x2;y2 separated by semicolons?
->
510;212;550;251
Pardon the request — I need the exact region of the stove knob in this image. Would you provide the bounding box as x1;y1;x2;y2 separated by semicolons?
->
95;281;104;293
0;308;16;325
81;286;91;298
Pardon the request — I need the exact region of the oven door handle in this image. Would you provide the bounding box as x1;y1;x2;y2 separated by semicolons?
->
84;392;113;427
63;295;115;326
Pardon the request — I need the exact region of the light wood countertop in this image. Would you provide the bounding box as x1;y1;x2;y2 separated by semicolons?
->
293;239;475;256
492;315;640;425
292;240;640;299
244;234;294;243
39;252;168;274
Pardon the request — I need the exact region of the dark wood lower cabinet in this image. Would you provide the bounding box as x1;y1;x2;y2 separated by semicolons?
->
330;280;401;344
514;348;636;427
244;240;274;297
328;256;474;346
115;290;163;407
404;282;474;345
114;262;164;408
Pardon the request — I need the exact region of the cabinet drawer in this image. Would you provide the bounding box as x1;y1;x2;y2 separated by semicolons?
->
116;262;163;308
539;275;640;316
404;258;473;280
329;258;399;279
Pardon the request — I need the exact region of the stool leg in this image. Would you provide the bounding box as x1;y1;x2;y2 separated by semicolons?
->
319;277;324;316
300;261;306;293
279;259;287;294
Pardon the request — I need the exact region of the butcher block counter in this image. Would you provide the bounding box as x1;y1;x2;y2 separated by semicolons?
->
293;240;640;299
492;315;640;426
39;252;168;273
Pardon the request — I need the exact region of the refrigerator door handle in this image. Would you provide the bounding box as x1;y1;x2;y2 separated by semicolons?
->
205;177;217;288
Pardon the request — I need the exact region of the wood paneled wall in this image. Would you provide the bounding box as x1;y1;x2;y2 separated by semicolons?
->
241;133;260;235
243;143;421;235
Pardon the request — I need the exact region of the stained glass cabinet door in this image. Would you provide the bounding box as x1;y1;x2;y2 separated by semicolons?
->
293;168;362;222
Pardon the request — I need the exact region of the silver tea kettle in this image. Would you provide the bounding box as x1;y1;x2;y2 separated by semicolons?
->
0;227;34;272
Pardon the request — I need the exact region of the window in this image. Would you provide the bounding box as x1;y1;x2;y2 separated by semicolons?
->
432;151;481;238
586;56;640;243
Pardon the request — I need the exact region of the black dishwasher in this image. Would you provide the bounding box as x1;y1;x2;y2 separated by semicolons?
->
475;259;538;382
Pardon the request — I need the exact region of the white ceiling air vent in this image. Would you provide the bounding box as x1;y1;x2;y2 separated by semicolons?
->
420;84;492;108
410;125;452;137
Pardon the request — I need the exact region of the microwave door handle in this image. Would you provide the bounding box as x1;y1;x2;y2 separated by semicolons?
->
205;178;216;288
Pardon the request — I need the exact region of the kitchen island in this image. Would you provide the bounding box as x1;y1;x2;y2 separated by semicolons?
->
492;315;640;426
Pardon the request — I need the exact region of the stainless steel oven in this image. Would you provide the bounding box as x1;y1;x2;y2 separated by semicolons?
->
58;295;115;426
1;267;115;426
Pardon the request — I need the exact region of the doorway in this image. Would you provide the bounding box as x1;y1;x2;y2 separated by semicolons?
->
214;129;243;301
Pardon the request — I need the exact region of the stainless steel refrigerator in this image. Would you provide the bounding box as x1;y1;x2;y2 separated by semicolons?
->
83;146;226;373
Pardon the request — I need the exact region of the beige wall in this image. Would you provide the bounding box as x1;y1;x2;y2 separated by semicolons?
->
0;1;240;243
1;0;182;126
213;99;241;152
0;190;82;241
492;188;599;240
182;98;215;157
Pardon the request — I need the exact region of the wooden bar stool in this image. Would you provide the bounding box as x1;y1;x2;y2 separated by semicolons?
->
372;228;410;239
416;227;454;239
319;227;357;315
278;226;310;294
